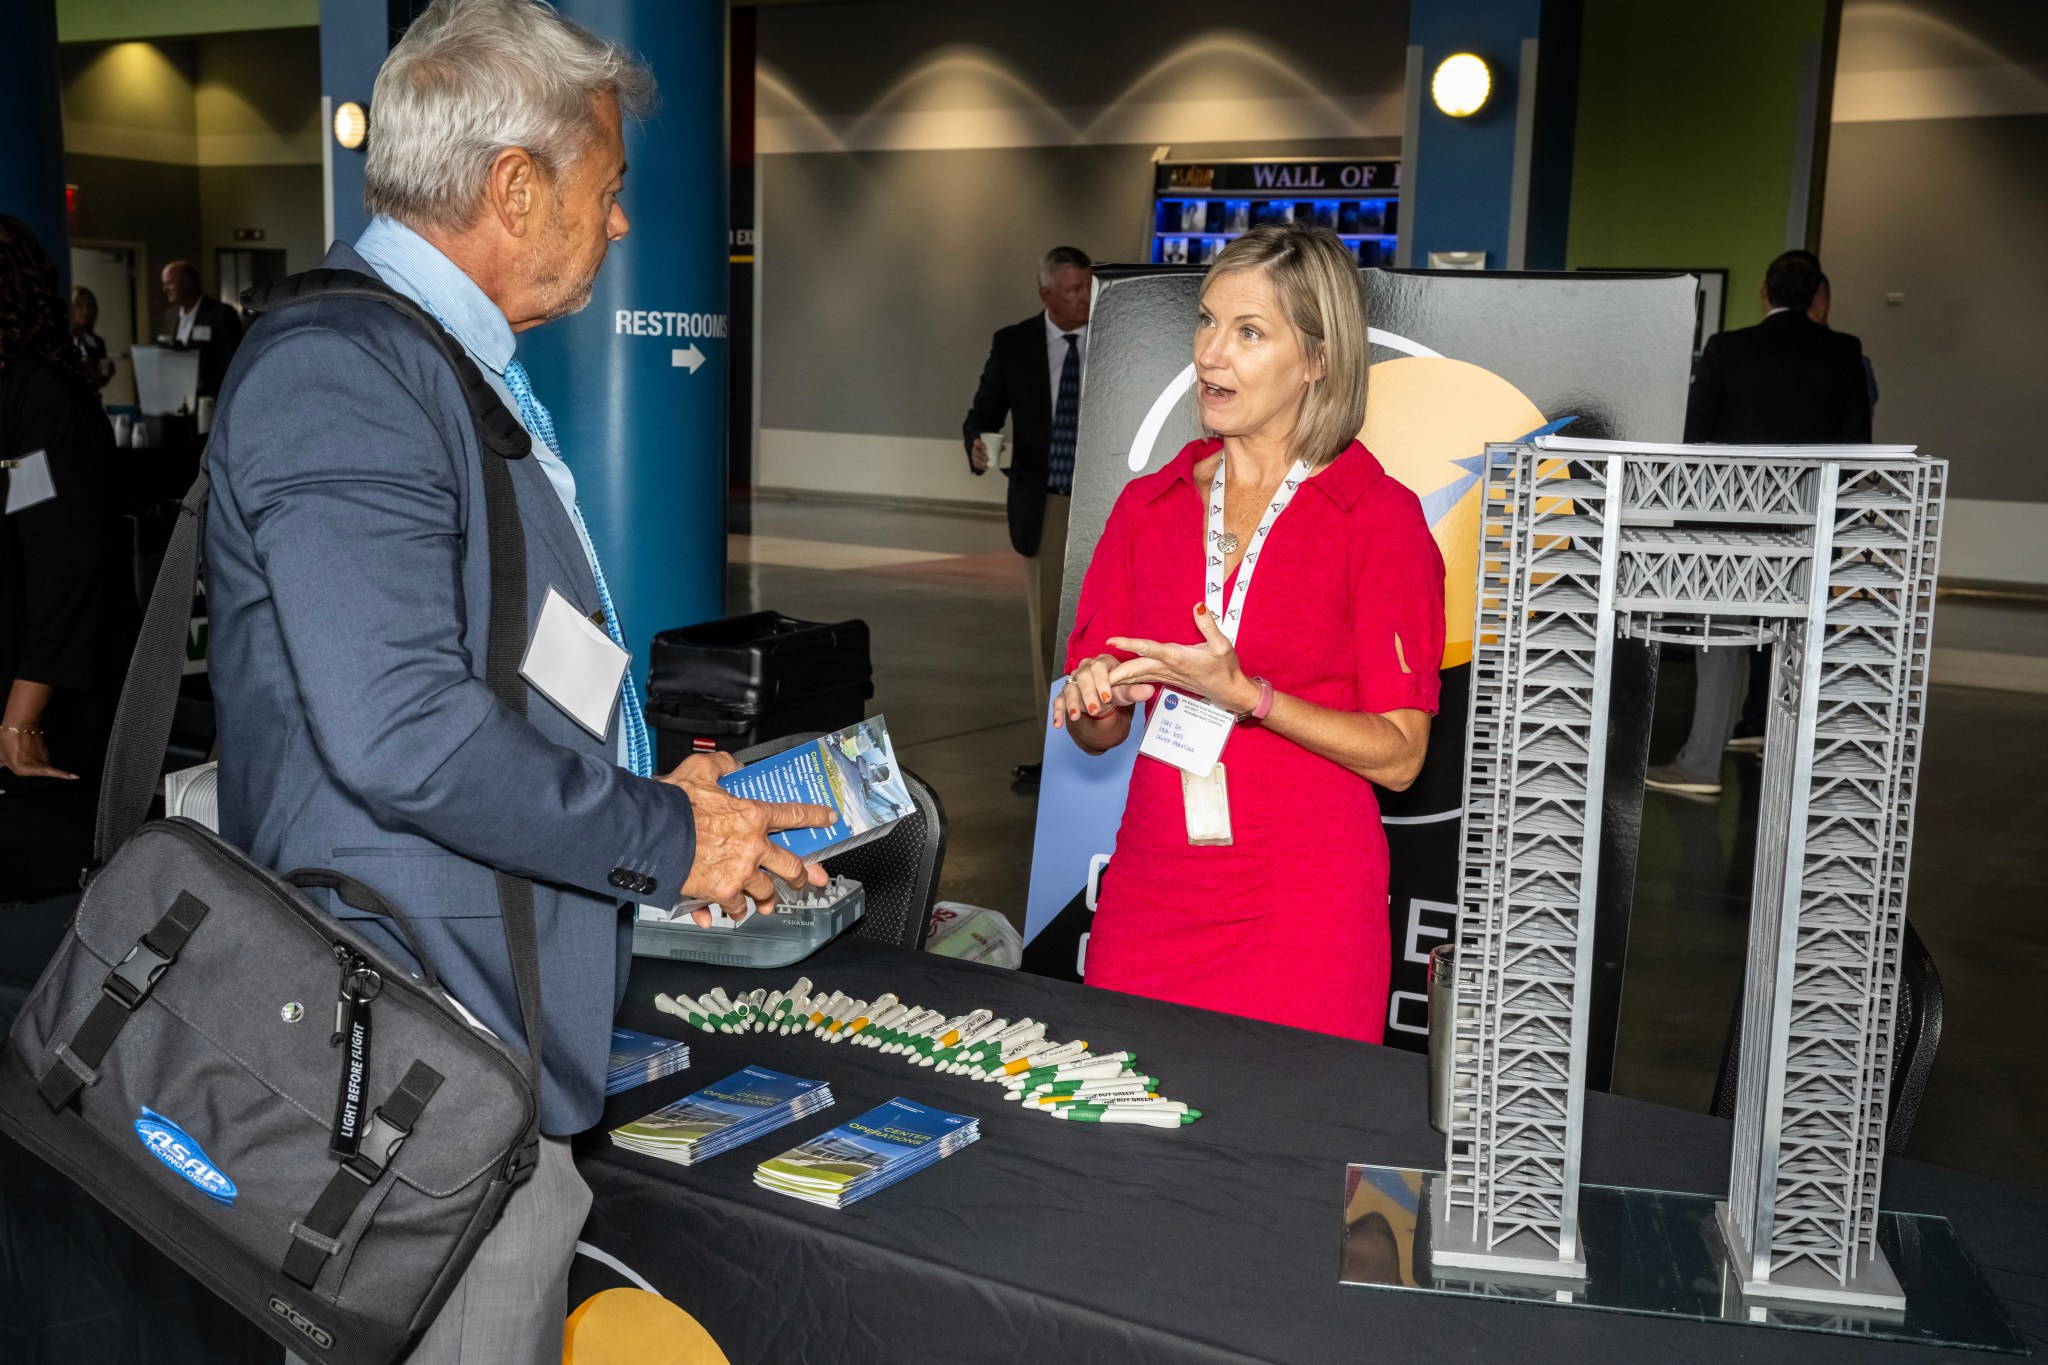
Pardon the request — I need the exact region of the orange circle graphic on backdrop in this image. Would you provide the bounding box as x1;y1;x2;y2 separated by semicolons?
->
563;1289;732;1365
1360;356;1548;669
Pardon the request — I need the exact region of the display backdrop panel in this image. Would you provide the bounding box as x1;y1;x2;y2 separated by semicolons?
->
1022;266;1696;1052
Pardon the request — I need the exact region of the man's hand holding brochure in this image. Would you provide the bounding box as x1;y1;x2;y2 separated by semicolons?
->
659;717;916;926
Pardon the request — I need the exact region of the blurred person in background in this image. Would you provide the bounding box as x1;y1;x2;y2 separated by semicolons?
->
963;245;1093;786
1055;224;1443;1040
157;258;244;399
1650;250;1873;794
0;215;136;891
69;285;114;391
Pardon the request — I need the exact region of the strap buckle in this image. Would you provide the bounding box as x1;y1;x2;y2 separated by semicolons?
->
104;942;172;1010
341;1108;411;1184
504;1136;539;1184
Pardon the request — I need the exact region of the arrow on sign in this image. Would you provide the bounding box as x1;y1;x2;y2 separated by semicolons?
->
671;344;705;373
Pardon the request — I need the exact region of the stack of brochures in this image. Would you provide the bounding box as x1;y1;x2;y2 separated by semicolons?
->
611;1066;831;1166
604;1028;693;1096
753;1097;978;1208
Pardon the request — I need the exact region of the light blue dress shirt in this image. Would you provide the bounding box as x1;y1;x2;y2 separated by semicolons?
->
354;215;630;768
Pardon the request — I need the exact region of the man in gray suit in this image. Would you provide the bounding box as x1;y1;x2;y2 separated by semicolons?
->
205;2;830;1360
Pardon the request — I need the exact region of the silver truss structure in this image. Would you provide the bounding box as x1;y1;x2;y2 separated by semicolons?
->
1439;435;1945;1312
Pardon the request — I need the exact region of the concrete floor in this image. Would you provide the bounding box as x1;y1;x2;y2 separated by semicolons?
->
734;491;2048;1192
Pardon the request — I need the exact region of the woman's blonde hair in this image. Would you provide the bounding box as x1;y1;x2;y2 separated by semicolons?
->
1200;224;1370;469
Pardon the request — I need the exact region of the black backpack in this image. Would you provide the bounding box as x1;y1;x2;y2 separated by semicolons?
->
1;270;553;1364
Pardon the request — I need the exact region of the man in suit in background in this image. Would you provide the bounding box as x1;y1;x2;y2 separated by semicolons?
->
963;245;1092;785
1646;249;1874;796
157;259;244;399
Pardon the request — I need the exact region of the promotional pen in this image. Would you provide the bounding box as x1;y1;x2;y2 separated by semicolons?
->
882;1009;944;1053
840;993;897;1042
1025;1086;1160;1107
1046;1107;1202;1127
653;993;718;1034
998;1040;1091;1075
857;1002;913;1046
826;998;867;1040
1024;1076;1159;1101
934;1016;1009;1071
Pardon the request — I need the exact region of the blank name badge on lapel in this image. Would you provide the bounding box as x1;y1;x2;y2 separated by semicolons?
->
520;586;628;739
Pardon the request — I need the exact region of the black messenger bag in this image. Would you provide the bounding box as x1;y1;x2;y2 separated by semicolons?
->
0;271;557;1365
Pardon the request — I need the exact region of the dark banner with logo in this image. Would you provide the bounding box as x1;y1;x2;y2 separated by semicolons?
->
1022;266;1695;1052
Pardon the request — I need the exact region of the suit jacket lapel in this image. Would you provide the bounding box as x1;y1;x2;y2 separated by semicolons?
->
503;444;601;611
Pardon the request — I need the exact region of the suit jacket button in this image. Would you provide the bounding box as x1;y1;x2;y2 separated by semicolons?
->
607;869;631;889
635;874;658;895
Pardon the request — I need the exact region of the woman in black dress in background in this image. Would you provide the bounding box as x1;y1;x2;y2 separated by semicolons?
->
0;214;135;894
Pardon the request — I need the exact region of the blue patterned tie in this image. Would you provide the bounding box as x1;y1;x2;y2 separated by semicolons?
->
501;359;655;778
1047;334;1080;496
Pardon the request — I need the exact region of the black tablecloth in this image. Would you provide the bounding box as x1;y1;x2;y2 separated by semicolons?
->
576;938;2047;1365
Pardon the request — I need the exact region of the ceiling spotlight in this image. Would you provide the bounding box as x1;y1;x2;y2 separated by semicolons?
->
333;100;369;151
1432;53;1492;118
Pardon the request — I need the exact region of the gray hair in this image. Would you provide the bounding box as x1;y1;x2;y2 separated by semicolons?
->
1038;245;1092;289
365;0;656;231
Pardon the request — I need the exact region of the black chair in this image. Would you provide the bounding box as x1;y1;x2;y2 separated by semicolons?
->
1709;918;1944;1149
732;732;948;952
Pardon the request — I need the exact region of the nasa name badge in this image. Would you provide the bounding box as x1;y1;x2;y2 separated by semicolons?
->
1138;689;1234;778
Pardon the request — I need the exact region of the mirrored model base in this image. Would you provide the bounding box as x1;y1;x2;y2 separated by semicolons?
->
1339;1165;2022;1353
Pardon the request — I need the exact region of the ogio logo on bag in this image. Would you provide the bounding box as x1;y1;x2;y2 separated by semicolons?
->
269;1296;335;1351
134;1107;237;1205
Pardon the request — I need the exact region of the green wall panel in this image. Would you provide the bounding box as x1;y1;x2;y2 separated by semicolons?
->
58;0;316;43
1567;0;1831;326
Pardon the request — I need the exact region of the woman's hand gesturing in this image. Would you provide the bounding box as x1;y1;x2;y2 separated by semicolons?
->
1106;603;1260;714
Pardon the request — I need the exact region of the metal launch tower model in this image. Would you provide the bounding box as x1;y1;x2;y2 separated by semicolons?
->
1436;435;1945;1311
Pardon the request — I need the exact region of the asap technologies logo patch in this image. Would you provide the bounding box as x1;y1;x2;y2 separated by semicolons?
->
134;1107;238;1205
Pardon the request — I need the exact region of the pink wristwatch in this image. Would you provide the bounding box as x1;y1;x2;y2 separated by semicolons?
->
1239;676;1275;725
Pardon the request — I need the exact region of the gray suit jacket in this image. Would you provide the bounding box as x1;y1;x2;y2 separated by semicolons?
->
205;242;695;1134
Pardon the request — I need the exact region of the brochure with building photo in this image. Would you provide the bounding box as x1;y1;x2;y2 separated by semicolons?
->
611;1065;832;1166
754;1097;978;1208
717;716;915;859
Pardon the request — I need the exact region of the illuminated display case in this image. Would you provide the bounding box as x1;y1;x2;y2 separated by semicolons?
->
1148;158;1400;266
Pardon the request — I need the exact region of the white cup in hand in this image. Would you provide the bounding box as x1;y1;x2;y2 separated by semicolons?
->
981;431;1008;472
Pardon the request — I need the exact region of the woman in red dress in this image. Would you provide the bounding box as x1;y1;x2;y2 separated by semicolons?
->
1056;224;1444;1042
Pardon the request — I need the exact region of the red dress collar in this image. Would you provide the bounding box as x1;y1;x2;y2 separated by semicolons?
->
1148;437;1382;511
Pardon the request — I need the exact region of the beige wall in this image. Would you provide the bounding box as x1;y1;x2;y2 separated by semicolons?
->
754;0;1409;505
60;29;324;304
1823;0;2048;582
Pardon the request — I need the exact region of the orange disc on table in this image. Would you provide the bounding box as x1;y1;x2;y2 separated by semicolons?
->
563;1288;732;1365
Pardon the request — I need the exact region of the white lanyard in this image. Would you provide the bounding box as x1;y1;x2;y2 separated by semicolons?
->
1205;451;1314;645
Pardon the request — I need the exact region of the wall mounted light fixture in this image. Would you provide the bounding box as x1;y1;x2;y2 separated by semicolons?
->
333;100;369;151
1431;53;1492;118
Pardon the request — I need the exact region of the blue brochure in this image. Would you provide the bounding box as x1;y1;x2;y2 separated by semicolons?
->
718;717;914;858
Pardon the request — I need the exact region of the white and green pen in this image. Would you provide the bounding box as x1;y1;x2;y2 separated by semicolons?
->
922;1010;997;1067
857;1001;914;1047
653;993;717;1034
1046;1105;1201;1127
836;993;896;1042
890;1011;963;1056
879;1009;940;1053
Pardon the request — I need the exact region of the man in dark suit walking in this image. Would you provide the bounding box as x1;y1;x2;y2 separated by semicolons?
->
962;245;1092;783
1646;250;1874;796
157;259;244;399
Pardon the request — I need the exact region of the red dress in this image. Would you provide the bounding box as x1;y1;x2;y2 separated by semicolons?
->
1066;438;1445;1042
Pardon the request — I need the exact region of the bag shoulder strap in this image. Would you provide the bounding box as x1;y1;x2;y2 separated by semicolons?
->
91;266;546;1089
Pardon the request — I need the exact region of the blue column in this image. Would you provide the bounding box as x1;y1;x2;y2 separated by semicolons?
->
1402;0;1579;271
518;0;730;661
320;0;388;248
1;0;69;282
